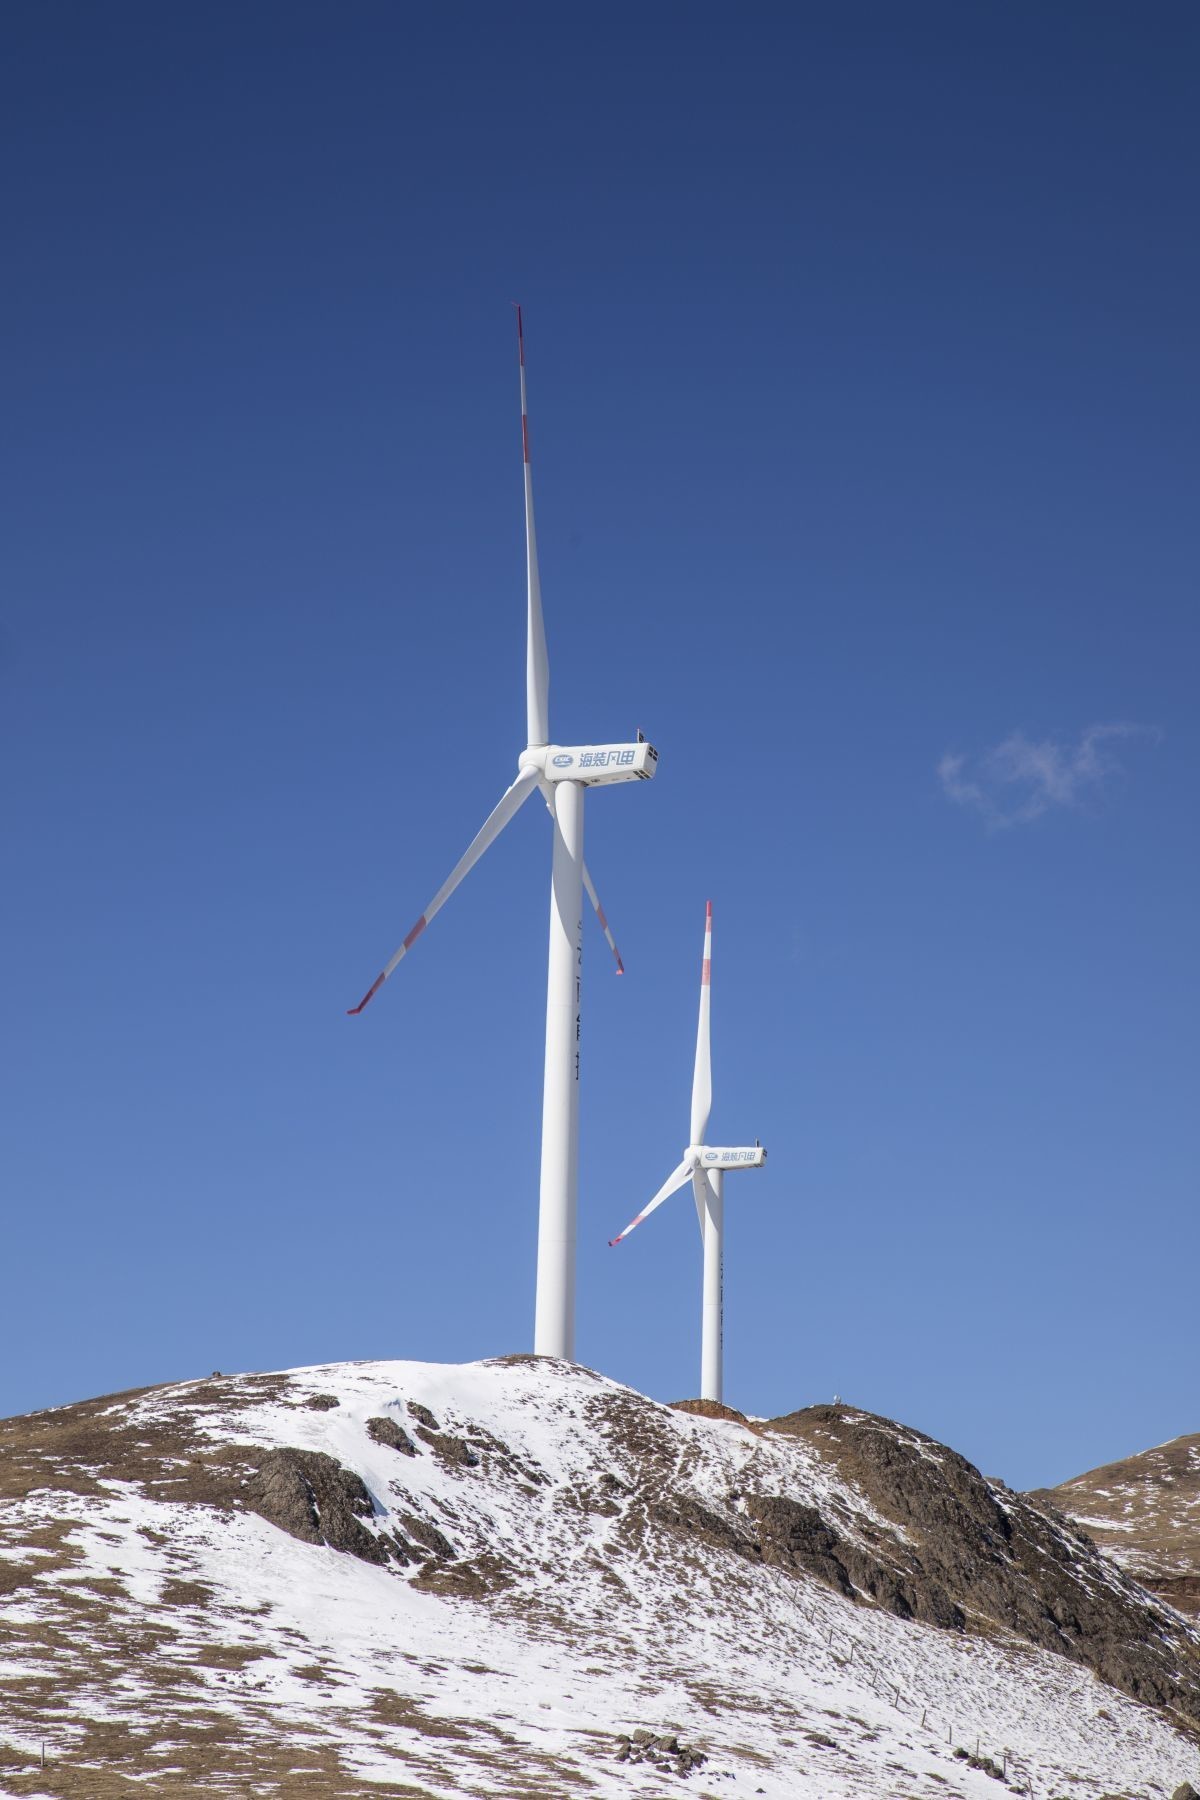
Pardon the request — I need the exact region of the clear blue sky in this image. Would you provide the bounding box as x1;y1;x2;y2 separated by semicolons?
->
2;3;1196;1490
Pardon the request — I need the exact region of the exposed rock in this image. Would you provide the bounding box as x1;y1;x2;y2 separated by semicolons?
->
748;1495;855;1596
613;1726;707;1776
653;1482;965;1631
749;1490;964;1628
767;1405;1200;1721
245;1450;388;1566
407;1403;440;1431
650;1493;757;1562
366;1416;417;1456
304;1394;340;1411
393;1509;456;1561
1172;1783;1200;1800
415;1425;479;1468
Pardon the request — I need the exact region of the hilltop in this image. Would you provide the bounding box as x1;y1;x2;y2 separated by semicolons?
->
1;1357;1199;1798
1035;1433;1200;1618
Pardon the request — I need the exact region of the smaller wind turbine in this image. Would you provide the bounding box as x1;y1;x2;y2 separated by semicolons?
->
608;902;766;1402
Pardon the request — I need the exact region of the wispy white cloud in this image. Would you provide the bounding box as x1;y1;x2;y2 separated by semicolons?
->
938;723;1159;829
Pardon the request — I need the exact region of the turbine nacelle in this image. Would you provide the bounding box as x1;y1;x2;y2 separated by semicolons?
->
519;742;659;785
691;1145;767;1170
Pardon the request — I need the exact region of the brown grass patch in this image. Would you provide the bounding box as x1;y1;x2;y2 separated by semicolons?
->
192;1642;275;1669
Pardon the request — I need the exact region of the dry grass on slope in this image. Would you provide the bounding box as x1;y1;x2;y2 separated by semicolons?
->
1034;1431;1200;1616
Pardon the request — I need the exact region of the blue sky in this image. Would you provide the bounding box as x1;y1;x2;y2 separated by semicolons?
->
2;2;1196;1490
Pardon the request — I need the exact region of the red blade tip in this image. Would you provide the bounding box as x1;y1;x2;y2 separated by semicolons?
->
347;972;385;1015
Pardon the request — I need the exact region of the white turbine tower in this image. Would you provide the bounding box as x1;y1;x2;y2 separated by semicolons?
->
608;903;765;1402
348;309;657;1362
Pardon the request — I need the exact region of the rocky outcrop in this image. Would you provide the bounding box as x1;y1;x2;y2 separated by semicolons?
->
751;1491;967;1630
614;1728;707;1777
366;1415;417;1455
393;1509;456;1562
588;1385;1200;1726
414;1426;479;1468
764;1405;1200;1722
246;1449;389;1565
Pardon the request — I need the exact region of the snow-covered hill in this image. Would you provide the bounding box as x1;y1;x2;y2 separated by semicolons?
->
2;1357;1199;1799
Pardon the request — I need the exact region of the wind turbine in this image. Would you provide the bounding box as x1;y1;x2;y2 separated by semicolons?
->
348;309;657;1362
608;903;765;1403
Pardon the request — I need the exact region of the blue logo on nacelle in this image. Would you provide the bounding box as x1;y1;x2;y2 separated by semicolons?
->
551;753;573;768
704;1151;718;1162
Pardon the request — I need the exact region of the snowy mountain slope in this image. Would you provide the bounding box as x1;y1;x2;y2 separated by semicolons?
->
1035;1433;1200;1616
2;1357;1199;1799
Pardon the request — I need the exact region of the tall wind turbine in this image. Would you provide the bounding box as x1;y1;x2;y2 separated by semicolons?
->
348;310;657;1362
608;903;765;1403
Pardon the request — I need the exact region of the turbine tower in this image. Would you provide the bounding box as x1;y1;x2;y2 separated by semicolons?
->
348;310;657;1362
608;903;765;1402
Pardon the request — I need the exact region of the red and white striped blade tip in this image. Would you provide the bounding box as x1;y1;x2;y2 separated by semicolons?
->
347;973;385;1016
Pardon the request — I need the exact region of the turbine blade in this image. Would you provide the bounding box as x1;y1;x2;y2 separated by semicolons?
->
516;305;550;748
347;767;539;1014
582;861;624;974
690;901;713;1144
691;1166;710;1243
536;783;621;970
608;1158;695;1247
